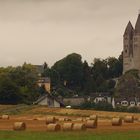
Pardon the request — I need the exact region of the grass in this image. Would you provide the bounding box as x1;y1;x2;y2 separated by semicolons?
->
0;105;38;115
0;130;140;140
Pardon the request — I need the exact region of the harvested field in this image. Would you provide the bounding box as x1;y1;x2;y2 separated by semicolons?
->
0;115;140;133
0;105;140;134
24;106;140;119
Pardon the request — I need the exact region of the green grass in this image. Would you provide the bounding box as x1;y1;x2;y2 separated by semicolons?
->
0;130;140;140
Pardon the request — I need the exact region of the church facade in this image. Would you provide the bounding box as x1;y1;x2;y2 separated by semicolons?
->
123;13;140;73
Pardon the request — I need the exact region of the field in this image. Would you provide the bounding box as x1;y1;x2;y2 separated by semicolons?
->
1;131;140;140
0;105;140;140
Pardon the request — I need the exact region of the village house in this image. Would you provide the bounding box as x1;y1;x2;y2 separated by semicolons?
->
37;77;51;93
33;92;64;108
90;93;112;104
63;97;85;106
62;93;111;107
112;97;140;108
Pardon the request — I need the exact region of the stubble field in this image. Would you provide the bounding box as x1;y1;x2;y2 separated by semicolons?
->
0;105;140;140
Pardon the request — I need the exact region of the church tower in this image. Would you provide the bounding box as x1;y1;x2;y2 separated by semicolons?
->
123;21;134;73
133;13;140;71
123;12;140;73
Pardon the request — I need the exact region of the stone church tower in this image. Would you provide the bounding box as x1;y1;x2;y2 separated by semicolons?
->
123;13;140;73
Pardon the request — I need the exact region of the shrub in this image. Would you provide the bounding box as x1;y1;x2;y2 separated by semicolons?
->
115;106;128;112
94;102;113;111
80;101;95;109
127;106;140;113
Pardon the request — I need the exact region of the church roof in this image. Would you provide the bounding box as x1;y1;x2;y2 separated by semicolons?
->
124;21;134;36
135;14;140;33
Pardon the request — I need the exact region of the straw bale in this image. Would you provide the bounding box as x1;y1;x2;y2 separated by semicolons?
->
13;122;26;131
47;123;61;131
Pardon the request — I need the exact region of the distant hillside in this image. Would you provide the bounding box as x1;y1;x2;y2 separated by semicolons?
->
115;69;140;97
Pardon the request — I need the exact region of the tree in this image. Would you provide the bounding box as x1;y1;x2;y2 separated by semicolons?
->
0;63;39;104
52;53;83;91
42;62;52;78
82;61;95;93
0;73;21;104
91;58;108;80
107;57;122;78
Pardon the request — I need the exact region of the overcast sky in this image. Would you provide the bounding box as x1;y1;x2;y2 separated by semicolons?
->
0;0;140;67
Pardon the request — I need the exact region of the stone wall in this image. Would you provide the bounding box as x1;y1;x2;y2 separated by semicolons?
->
63;97;85;106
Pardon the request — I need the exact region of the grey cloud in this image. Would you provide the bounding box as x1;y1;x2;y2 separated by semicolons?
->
0;0;140;66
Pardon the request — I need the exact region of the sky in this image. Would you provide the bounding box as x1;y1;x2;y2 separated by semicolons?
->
0;0;140;67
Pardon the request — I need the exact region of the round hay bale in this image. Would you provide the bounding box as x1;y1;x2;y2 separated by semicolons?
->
46;116;56;124
59;118;69;122
72;123;86;131
63;123;73;131
47;123;61;131
33;118;38;120
58;118;65;122
138;118;140;122
112;118;122;126
2;115;9;119
134;116;138;121
85;120;97;128
65;118;71;121
89;115;98;121
76;118;84;122
13;122;26;131
54;117;59;121
59;118;71;122
85;117;90;121
124;116;134;123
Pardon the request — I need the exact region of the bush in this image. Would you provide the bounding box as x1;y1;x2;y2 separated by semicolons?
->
94;102;113;111
114;106;127;112
127;106;140;113
80;101;95;109
80;101;113;111
80;101;140;113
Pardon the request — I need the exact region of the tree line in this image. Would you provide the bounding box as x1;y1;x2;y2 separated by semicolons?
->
0;53;123;104
0;63;39;104
43;53;123;97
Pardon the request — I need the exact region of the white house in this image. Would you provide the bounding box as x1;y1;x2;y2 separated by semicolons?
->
90;93;112;104
112;97;139;108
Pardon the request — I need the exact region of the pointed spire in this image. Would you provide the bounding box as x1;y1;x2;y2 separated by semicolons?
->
135;13;140;33
124;21;134;36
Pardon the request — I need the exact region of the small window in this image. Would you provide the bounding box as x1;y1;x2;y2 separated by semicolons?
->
130;102;135;105
121;101;128;106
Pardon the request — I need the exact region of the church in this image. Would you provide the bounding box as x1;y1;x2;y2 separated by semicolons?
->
123;12;140;73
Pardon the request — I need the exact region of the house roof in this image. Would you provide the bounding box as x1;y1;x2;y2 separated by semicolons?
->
89;92;111;98
38;77;50;83
44;77;51;83
34;92;65;107
114;97;136;103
